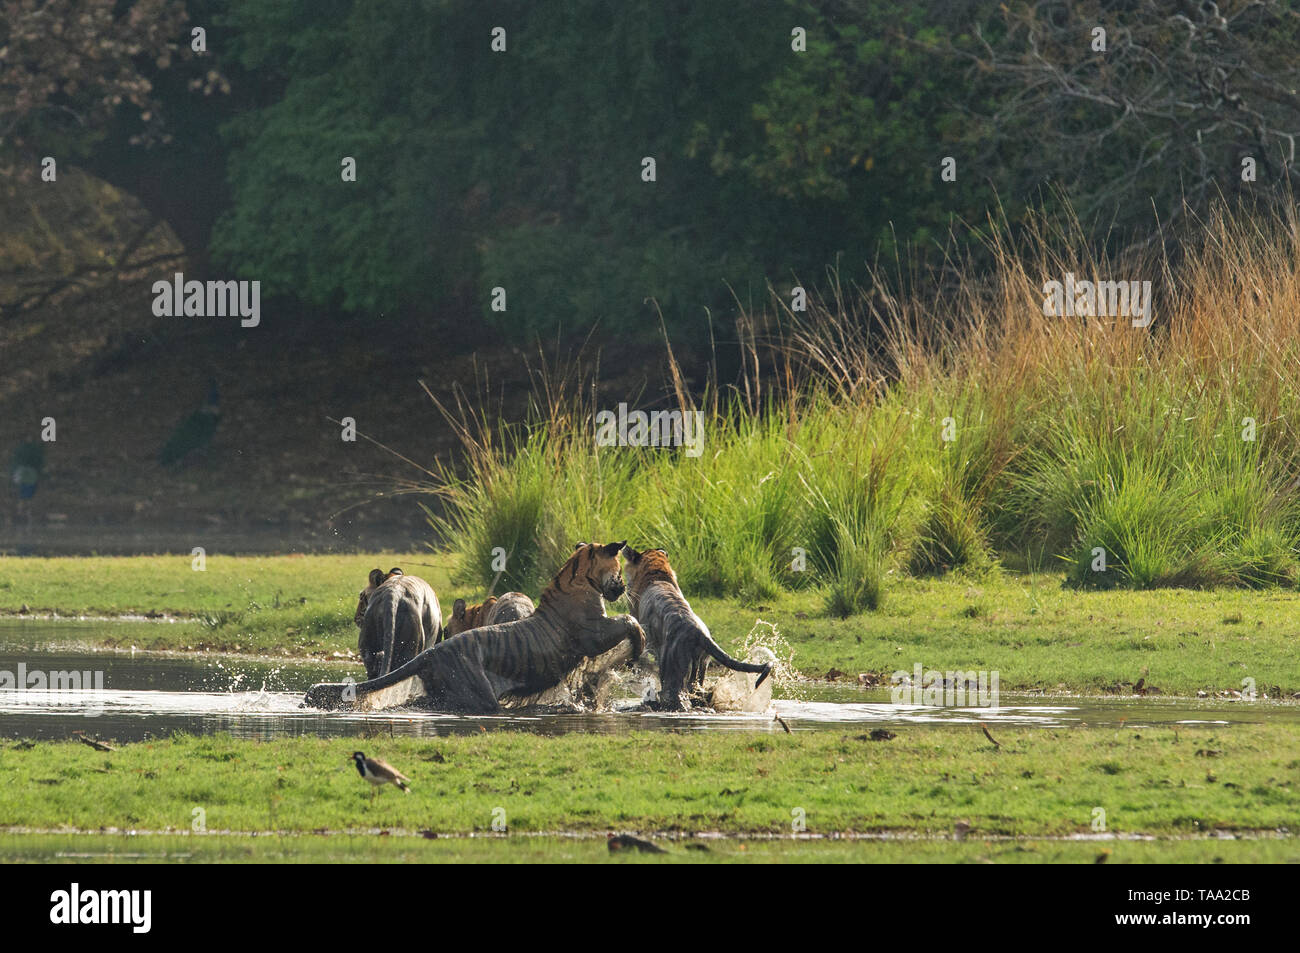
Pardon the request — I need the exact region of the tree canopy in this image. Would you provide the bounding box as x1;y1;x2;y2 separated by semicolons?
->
8;0;1300;340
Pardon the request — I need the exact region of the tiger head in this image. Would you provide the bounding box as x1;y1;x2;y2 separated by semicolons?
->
619;545;677;606
446;595;498;637
561;541;628;603
355;567;403;627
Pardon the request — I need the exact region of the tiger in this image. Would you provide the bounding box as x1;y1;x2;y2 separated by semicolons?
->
444;591;621;707
355;568;443;680
355;567;403;628
621;544;772;711
444;591;536;637
305;542;645;713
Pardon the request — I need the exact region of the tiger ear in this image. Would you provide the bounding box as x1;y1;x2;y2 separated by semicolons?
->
368;569;385;587
573;542;588;551
621;544;641;562
453;598;467;619
387;567;403;577
603;540;627;558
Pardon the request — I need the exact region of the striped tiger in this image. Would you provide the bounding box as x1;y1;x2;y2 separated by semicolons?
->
621;544;772;711
355;567;402;628
355;568;443;680
305;542;644;713
444;591;536;637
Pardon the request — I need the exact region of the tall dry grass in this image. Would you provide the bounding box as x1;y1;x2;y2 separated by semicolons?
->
424;202;1300;611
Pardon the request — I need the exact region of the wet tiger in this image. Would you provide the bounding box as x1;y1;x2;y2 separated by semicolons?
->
305;542;644;713
354;568;443;680
355;567;403;628
445;591;620;707
621;544;772;711
444;591;536;637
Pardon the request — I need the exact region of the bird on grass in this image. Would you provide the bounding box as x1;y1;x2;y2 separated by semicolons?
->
159;380;220;466
352;751;410;801
72;731;115;752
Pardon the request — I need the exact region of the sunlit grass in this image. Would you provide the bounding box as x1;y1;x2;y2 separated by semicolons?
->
0;553;444;656
422;204;1300;608
1;727;1295;838
2;832;1293;864
4;557;1300;694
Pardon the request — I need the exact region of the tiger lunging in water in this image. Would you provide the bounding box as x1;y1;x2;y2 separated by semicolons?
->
446;590;629;709
621;544;772;711
306;542;644;713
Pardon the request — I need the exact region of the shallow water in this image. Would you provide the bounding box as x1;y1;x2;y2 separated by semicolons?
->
1;624;1297;742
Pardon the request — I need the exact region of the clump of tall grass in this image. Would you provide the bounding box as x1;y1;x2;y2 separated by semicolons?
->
420;200;1300;611
632;405;804;600
782;199;1300;592
797;402;921;614
420;373;641;596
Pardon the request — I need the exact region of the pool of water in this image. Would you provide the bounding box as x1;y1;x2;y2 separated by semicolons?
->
2;624;1297;742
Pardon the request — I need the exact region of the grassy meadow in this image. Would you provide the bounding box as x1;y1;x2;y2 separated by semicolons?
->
0;552;443;657
7;208;1300;697
2;726;1296;839
5;208;1300;865
3;554;1299;695
5;834;1294;864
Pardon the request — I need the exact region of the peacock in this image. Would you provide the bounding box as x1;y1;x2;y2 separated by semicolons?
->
9;440;44;531
9;441;43;500
159;380;220;466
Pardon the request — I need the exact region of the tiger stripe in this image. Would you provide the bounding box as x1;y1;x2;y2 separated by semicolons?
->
355;569;442;680
305;542;644;713
622;545;772;711
445;591;535;637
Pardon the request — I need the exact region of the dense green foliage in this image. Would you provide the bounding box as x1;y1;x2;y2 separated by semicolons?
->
208;0;993;337
11;2;1300;342
205;0;1300;339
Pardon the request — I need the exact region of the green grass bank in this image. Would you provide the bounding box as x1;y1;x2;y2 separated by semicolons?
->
1;833;1292;864
3;555;1299;695
2;727;1296;838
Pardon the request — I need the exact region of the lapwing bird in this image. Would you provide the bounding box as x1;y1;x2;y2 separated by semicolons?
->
72;731;115;752
352;751;410;800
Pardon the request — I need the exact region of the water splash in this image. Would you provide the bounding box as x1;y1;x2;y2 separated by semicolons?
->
735;618;805;700
230;688;276;712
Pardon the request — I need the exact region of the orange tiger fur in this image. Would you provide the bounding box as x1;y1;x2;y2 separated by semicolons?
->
622;545;771;710
446;591;536;637
355;567;403;628
307;543;642;713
